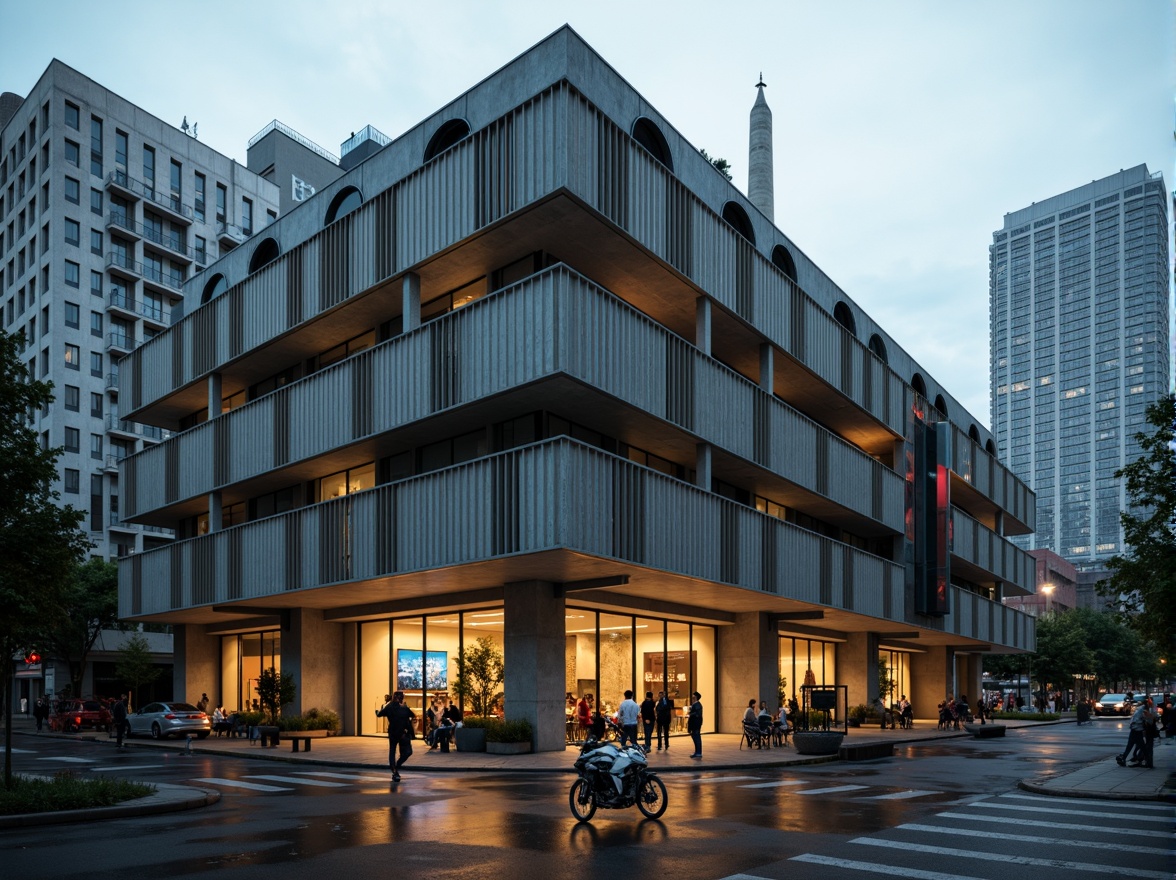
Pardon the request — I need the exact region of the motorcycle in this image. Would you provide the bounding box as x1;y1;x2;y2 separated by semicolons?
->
568;721;667;822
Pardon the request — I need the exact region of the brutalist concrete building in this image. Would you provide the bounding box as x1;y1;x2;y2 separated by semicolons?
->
117;27;1035;749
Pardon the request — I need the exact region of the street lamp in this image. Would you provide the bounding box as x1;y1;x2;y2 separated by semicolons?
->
1040;583;1055;616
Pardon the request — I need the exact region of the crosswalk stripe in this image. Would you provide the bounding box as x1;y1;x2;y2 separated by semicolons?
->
851;837;1172;878
968;801;1172;824
8;748;34;754
791;853;982;880
997;792;1174;812
193;777;291;792
90;765;161;772
691;776;758;784
35;756;94;763
934;811;1173;839
866;790;939;800
897;823;1172;856
793;784;868;796
738;780;808;789
244;774;349;787
293;771;391;783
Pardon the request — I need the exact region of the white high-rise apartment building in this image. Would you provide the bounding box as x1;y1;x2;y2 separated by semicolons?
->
0;60;281;560
990;165;1169;566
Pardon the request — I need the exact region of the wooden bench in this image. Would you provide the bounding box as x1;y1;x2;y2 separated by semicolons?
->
839;741;894;761
289;729;330;752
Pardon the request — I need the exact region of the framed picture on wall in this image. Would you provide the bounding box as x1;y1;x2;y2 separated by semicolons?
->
397;649;447;690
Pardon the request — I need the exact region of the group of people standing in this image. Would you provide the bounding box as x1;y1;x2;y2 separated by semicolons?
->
573;689;705;756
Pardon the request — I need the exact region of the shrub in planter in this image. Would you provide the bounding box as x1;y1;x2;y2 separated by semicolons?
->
485;718;533;744
237;711;265;728
276;708;340;733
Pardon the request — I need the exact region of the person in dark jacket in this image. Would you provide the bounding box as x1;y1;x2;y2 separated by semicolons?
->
687;691;703;758
654;691;674;750
376;691;417;780
640;691;656;753
112;693;129;748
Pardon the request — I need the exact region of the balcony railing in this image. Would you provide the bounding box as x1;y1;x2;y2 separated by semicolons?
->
105;372;120;392
105;250;140;277
107;291;171;326
107;331;140;352
216;221;248;245
105;170;193;221
141;262;185;294
105;210;139;238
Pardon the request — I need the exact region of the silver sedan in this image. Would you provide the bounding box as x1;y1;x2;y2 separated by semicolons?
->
126;701;211;739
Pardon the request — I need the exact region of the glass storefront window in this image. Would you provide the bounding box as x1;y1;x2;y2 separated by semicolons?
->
219;631;279;714
880;649;913;706
360;621;390;735
779;636;837;709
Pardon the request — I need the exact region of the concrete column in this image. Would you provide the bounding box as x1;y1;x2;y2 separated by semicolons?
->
173;624;219;707
207;491;222;532
842;632;877;708
402;272;421;333
282;608;345;717
911;646;952;720
758;344;774;394
695;297;711;356
715;612;778;733
503;580;566;752
695;443;712;491
207;372;221;419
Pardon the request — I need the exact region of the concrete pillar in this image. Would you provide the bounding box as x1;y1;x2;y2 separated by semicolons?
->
503;580;566;752
842;632;878;708
207;372;221;419
402;272;421;333
173;624;219;707
695;443;712;491
758;344;774;394
715;612;778;733
695;297;711;356
207;491;222;532
282;608;345;717
911;646;952;720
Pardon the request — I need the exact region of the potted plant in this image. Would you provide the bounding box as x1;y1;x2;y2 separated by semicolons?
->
848;705;868;728
452;637;504;752
485;718;533;755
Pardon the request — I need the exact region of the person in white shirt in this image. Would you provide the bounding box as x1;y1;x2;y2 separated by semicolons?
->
617;690;641;750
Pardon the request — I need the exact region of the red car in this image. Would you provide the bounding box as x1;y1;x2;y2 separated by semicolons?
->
49;699;113;733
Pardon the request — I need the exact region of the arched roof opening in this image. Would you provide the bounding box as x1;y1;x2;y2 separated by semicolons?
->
631;117;673;171
911;373;927;398
248;237;280;274
201;273;228;304
868;333;888;363
324;186;363;225
721;201;755;244
770;244;797;282
968;424;982;444
934;394;948;418
833;302;857;337
423;118;471;162
985;439;997;456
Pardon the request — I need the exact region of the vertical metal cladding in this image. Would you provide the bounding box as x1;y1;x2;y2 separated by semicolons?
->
213;415;230;487
229;280;245;358
492;454;521;556
611;464;645;564
284;514;300;591
596;118;630;229
665;178;693;276
131;554;142;616
351;352;373;439
287;244;304;328
372;187;396;281
164;441;179;505
319;213;352;312
228;529;243;600
168;544;183;610
665;336;695;430
760;517;778;593
734;236;754;323
719;503;740;584
192;539;215;606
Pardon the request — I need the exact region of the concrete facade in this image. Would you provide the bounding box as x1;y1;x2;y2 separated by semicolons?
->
115;27;1036;750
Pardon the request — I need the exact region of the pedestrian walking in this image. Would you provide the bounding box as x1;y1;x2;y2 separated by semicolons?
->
112;693;128;749
376;691;417;780
687;691;703;758
654;690;673;750
1115;697;1155;768
33;697;47;732
640;691;655;752
617;690;640;749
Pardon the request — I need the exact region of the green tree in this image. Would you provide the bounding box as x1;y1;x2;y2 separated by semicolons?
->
452;636;504;717
1100;395;1176;658
699;148;733;181
115;631;163;710
36;559;123;698
0;330;90;788
254;667;296;724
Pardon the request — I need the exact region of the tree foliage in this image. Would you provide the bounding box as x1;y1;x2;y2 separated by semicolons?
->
452;636;504;717
36;559;122;697
0;330;90;788
699;148;733;181
1100;394;1176;658
254;667;296;724
116;632;163;710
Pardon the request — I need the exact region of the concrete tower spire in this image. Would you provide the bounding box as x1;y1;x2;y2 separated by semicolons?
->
748;73;774;222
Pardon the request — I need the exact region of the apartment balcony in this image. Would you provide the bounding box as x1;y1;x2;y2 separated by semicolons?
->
105;210;140;241
106;290;172;328
145;189;193;225
106;331;140;355
141;262;185;297
105;250;141;282
109;520;141;535
106;290;139;322
104;414;144;440
105;169;141;201
101;454;123;474
216;221;247;250
141;226;192;263
105;372;120;394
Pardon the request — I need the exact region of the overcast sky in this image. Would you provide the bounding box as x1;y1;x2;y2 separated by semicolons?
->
2;0;1171;429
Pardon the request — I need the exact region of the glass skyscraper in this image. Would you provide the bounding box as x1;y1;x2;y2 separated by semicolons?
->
990;165;1169;566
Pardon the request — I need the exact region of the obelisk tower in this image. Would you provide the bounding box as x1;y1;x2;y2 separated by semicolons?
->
748;74;774;222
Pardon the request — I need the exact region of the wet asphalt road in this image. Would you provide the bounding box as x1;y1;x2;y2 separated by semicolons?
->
0;721;1170;879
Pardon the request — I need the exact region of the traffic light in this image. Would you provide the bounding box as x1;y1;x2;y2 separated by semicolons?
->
24;651;40;665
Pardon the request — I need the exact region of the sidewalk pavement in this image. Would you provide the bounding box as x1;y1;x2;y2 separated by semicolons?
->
1;714;1171;827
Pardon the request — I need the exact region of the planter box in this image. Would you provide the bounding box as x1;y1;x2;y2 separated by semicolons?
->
454;727;486;752
792;731;845;755
486;740;532;755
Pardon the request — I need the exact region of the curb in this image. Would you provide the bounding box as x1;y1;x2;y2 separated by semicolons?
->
0;782;221;829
